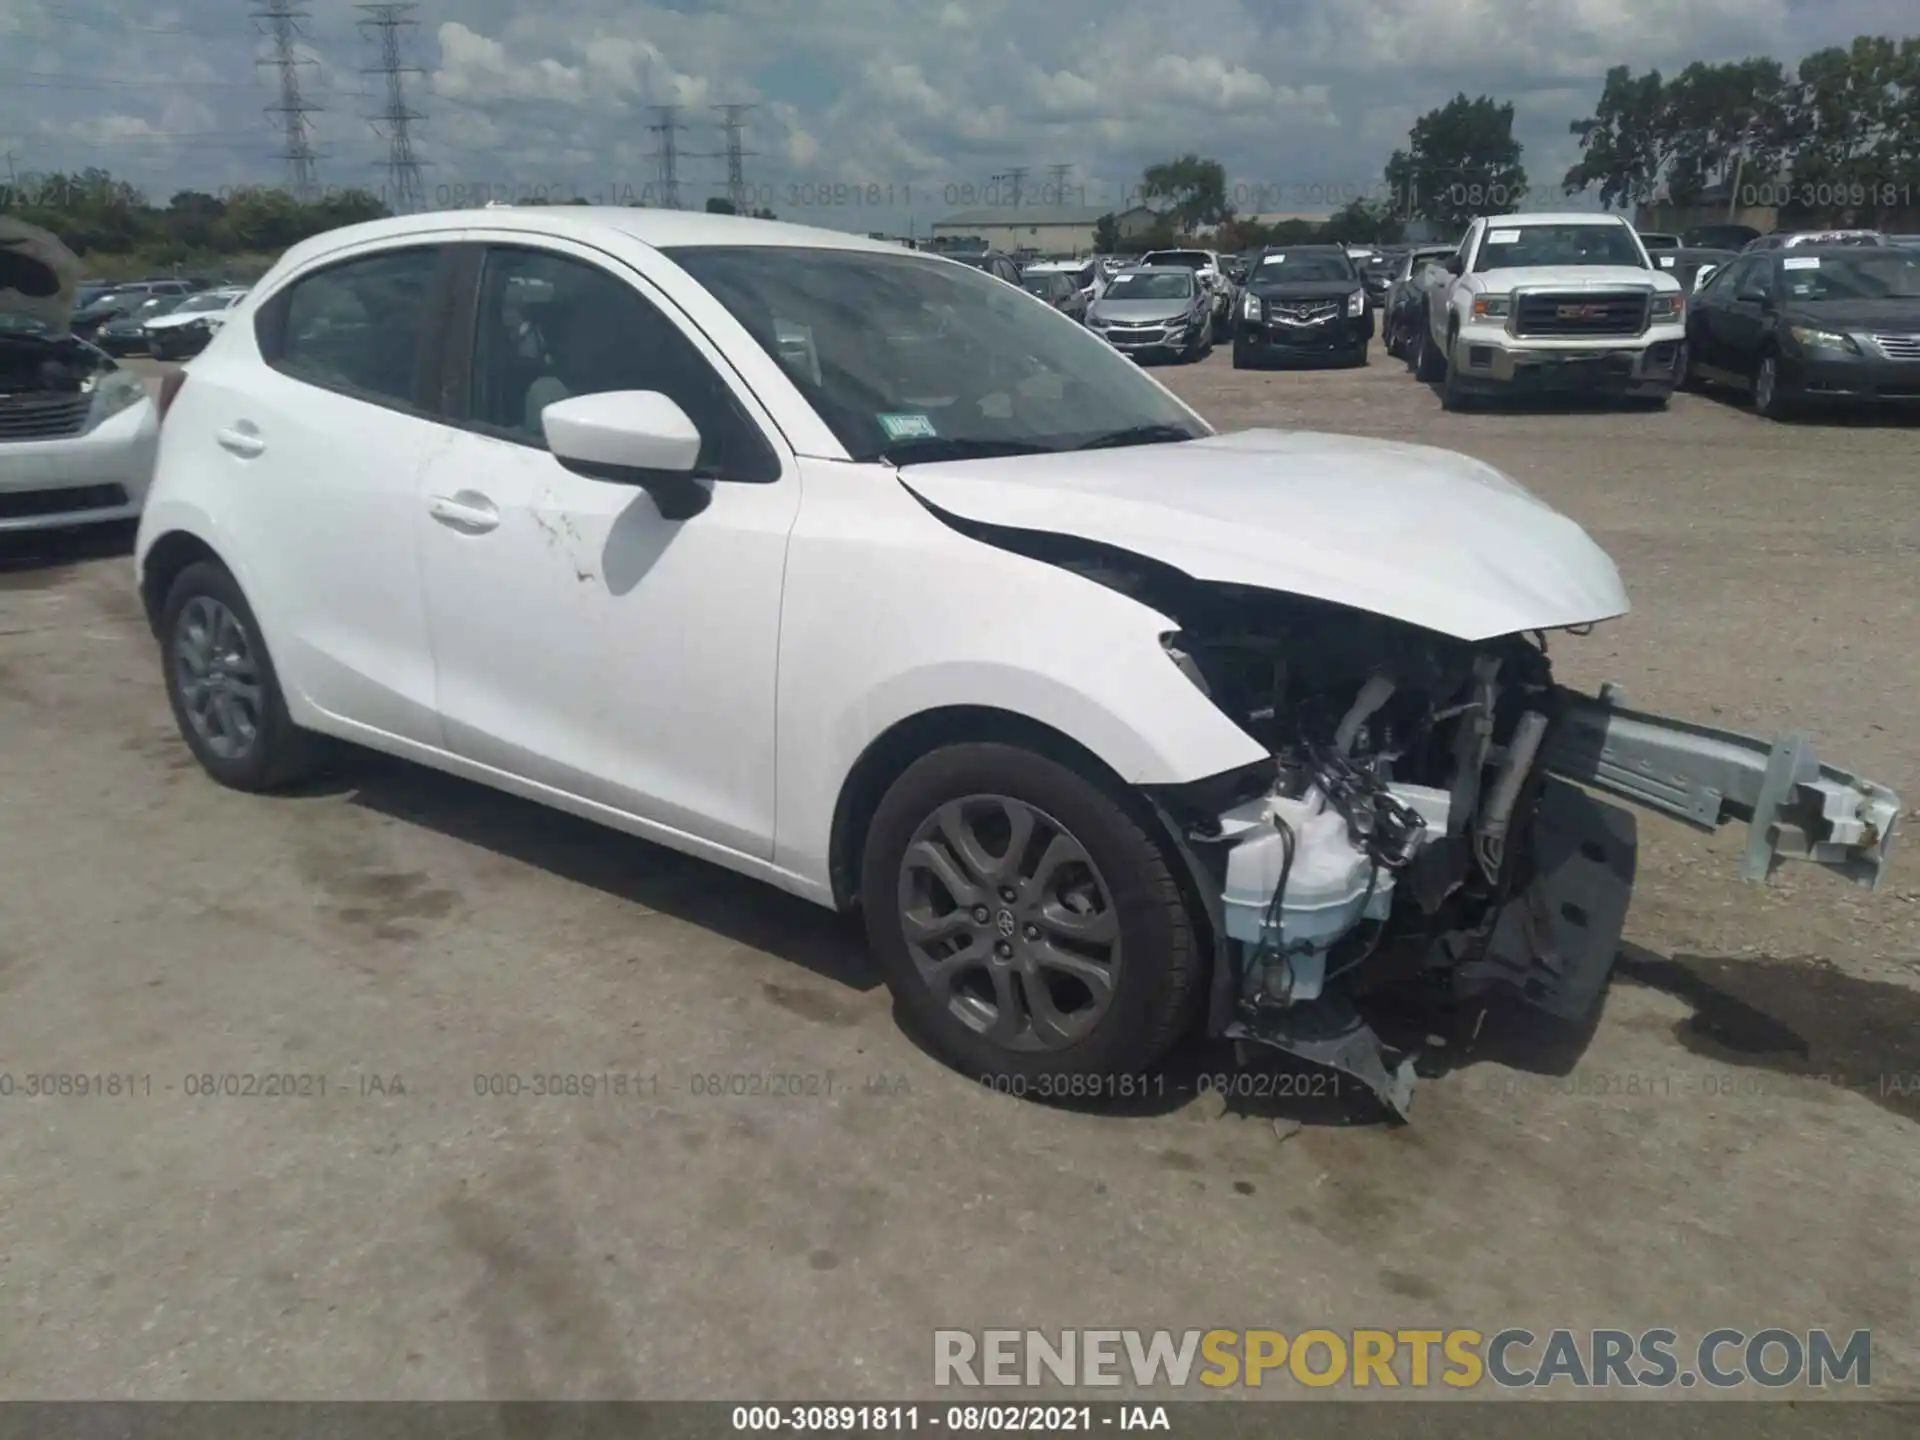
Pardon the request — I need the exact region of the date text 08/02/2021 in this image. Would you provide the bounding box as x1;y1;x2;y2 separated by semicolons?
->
730;1406;1170;1433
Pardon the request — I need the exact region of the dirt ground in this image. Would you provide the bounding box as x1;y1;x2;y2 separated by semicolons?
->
1;352;1916;1400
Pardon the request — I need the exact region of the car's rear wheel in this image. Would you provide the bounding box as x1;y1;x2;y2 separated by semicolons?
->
1438;326;1472;410
861;743;1202;1084
160;561;327;791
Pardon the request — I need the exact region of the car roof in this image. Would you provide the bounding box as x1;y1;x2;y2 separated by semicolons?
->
1111;265;1193;276
1480;211;1630;227
269;206;912;279
1761;244;1914;261
1259;244;1347;255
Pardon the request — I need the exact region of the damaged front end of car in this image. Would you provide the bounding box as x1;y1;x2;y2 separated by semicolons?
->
1140;586;1899;1120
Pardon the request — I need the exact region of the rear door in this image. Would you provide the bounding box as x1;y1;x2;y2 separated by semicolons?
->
185;241;459;744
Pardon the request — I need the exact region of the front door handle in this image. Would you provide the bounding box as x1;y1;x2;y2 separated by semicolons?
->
215;426;265;457
428;493;500;533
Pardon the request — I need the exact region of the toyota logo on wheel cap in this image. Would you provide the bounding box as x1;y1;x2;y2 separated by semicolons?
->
995;909;1017;937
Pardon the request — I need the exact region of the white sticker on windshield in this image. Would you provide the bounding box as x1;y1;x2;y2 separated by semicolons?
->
1783;256;1820;269
877;412;937;440
1486;229;1521;244
1261;254;1285;264
1658;255;1676;266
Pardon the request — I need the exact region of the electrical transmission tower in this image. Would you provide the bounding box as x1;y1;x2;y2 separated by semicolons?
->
1046;163;1072;205
647;105;687;208
358;2;427;212
251;0;322;200
714;104;757;212
992;166;1029;206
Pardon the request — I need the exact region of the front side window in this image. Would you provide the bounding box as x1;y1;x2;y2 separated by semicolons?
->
666;245;1207;464
271;246;441;406
1473;224;1647;272
467;246;776;480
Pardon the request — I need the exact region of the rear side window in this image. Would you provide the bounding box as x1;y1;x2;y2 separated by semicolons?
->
257;246;443;410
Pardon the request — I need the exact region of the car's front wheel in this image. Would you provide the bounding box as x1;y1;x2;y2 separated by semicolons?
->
1753;352;1797;421
861;743;1203;1084
160;561;327;791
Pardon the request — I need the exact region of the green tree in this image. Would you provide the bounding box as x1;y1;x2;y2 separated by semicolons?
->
1139;154;1232;233
1562;66;1673;207
1385;94;1528;229
1092;212;1119;251
1321;197;1404;245
705;196;738;214
1780;36;1920;225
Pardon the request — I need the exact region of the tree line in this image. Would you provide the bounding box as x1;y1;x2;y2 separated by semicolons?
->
1097;31;1916;251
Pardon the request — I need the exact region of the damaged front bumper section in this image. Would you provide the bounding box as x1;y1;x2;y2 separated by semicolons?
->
1173;684;1900;1121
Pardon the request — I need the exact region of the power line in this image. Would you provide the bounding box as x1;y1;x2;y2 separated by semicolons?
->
991;165;1029;206
0;68;267;91
250;0;322;201
646;104;686;209
357;2;427;212
714;103;756;212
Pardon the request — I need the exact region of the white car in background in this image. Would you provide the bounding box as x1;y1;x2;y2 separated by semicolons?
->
131;207;1896;1115
0;218;160;533
143;286;250;361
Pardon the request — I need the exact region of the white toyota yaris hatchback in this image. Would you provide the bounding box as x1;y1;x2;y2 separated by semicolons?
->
134;208;1898;1115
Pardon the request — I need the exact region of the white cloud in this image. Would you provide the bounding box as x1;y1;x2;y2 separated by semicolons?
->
0;0;1899;226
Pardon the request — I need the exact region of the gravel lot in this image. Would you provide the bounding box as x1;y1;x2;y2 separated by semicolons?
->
2;352;1917;1400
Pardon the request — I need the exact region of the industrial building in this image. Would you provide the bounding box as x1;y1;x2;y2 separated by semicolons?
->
929;203;1160;256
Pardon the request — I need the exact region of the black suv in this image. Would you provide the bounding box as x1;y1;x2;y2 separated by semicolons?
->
1232;245;1374;368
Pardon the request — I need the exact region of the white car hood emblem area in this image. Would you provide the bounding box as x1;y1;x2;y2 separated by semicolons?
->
895;429;1630;641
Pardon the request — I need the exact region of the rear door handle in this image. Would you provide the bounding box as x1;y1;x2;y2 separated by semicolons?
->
428;493;501;533
215;426;265;457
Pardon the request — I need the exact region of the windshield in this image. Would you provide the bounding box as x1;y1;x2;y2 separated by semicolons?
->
1780;252;1920;300
666;246;1205;464
1252;252;1354;283
171;291;235;314
1100;272;1195;300
1020;274;1063;297
1639;234;1680;250
1141;251;1209;271
129;295;180;320
1474;224;1646;271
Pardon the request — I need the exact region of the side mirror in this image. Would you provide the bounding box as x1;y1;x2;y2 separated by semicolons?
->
541;390;712;521
1737;284;1770;305
1443;255;1463;275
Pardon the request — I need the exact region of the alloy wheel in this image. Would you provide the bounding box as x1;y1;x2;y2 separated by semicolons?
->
172;595;264;760
895;794;1122;1052
1755;356;1776;413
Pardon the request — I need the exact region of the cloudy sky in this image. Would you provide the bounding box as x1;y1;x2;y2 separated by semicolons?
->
0;0;1910;232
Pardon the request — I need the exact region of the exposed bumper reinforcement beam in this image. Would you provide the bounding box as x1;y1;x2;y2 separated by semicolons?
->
1542;683;1901;890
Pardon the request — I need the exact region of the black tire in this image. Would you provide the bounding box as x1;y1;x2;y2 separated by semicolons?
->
1231;339;1256;370
1347;343;1369;368
1752;351;1796;421
861;743;1204;1084
159;560;328;791
1414;317;1445;381
1438;325;1472;410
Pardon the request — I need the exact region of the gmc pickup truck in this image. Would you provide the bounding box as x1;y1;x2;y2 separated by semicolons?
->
1416;212;1688;410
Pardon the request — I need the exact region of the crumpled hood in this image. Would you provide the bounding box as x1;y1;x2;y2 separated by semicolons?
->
896;429;1630;641
0;218;81;338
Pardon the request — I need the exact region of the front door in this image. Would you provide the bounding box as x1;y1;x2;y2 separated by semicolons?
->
416;241;799;861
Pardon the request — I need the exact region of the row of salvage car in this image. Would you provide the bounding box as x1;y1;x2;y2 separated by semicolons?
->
1373;218;1920;419
0;210;1903;1121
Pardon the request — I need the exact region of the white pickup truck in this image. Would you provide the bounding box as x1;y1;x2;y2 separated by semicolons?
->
1416;212;1689;410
